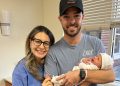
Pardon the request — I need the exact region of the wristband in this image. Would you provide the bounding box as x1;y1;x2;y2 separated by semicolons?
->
74;69;87;86
77;69;87;85
80;69;86;80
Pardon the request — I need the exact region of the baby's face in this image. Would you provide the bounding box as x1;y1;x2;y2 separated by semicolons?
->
91;54;102;68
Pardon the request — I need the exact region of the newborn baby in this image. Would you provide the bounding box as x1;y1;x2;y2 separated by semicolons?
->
51;53;114;86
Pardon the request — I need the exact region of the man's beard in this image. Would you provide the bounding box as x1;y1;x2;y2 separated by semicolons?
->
63;24;81;37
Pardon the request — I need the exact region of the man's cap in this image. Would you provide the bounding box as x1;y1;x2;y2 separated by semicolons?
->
59;0;83;16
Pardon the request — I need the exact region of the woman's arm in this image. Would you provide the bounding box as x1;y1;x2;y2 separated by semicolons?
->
12;73;28;86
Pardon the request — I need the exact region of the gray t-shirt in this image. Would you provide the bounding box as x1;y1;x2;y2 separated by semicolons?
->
45;34;105;85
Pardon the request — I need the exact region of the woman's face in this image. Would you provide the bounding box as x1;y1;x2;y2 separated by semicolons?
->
30;32;50;60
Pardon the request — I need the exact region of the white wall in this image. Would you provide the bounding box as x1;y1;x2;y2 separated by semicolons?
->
0;0;43;80
0;0;67;81
43;0;63;41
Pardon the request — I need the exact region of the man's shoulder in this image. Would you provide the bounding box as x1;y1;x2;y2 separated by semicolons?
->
83;34;101;43
48;38;64;54
84;34;99;40
51;38;63;48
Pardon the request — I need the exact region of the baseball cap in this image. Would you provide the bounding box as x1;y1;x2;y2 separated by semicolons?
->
59;0;83;16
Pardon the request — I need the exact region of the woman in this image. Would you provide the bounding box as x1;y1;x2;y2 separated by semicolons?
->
12;26;55;86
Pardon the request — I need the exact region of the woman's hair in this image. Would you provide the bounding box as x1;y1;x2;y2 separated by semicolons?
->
25;25;55;81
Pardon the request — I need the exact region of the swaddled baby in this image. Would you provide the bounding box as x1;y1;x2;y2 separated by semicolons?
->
51;53;114;86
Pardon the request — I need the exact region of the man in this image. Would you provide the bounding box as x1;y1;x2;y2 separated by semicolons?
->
45;0;115;86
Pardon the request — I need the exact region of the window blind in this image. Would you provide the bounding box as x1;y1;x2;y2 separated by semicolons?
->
82;0;113;29
112;0;120;21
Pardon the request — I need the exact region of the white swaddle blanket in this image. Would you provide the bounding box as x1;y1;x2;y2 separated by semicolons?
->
72;62;99;70
51;75;64;86
51;53;114;86
51;62;98;86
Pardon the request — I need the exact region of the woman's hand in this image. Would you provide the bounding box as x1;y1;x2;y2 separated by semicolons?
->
42;76;53;86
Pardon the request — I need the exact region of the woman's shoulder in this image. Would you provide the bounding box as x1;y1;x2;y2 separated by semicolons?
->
13;58;28;76
15;58;26;68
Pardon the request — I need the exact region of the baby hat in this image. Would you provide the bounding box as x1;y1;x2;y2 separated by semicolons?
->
100;53;114;69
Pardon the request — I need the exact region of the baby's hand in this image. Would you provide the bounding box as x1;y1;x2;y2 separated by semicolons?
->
81;58;91;64
51;74;65;86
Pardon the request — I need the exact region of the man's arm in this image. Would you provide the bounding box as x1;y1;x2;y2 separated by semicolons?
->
60;69;115;86
86;69;115;84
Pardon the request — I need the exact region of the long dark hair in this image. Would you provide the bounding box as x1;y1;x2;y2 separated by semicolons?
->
25;25;55;81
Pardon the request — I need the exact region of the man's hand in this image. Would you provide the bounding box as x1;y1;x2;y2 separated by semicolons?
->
57;70;80;86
